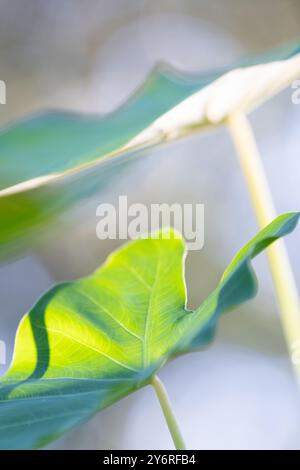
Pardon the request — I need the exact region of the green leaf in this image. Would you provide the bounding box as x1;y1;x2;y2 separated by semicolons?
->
0;43;299;260
0;212;298;449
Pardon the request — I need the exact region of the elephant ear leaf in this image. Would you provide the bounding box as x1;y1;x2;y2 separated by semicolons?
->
0;43;299;260
0;212;298;449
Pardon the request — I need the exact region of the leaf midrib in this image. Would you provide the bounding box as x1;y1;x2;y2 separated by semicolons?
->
142;244;160;368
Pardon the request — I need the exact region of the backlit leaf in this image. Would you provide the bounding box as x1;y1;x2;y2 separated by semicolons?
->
0;212;298;449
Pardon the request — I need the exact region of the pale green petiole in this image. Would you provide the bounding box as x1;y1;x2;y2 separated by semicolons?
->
227;111;300;382
151;375;186;450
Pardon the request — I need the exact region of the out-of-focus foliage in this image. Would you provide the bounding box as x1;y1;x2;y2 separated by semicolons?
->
0;44;299;260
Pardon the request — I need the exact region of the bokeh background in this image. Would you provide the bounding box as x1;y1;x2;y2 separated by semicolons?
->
0;0;300;449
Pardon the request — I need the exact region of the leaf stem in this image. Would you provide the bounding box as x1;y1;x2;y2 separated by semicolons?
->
151;375;186;450
227;111;300;381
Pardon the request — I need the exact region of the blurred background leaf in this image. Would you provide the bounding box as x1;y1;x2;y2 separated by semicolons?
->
1;45;299;261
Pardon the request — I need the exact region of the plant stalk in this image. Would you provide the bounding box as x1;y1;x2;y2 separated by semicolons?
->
151;375;186;450
227;111;300;381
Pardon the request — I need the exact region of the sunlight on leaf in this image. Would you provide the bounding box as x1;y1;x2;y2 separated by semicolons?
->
0;212;298;449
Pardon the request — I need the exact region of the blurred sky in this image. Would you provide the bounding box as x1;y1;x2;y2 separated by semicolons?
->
0;0;300;450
